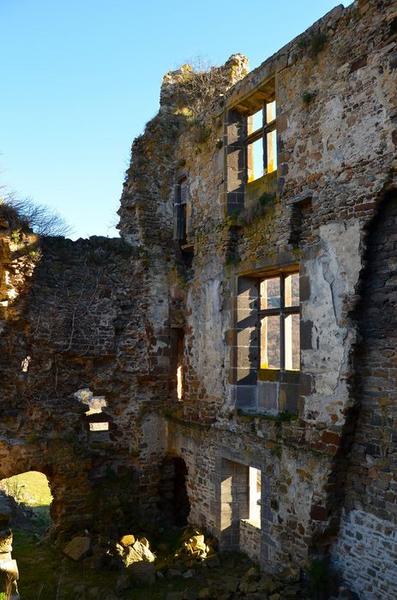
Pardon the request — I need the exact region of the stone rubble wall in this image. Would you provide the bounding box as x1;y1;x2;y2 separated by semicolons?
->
0;226;164;534
332;508;397;599
117;0;397;596
331;191;397;598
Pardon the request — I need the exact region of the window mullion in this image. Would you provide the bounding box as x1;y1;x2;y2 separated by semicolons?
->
262;103;267;175
257;280;261;373
258;308;281;317
280;276;285;372
263;121;276;134
245;130;263;144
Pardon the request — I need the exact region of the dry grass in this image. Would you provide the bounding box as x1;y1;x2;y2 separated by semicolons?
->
0;471;53;508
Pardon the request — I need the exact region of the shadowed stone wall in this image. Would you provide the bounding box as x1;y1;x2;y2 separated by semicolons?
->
332;193;397;599
0;229;163;535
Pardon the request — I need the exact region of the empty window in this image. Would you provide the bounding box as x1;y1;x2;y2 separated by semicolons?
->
74;388;110;434
248;467;261;528
259;273;300;372
171;328;185;402
89;422;109;432
177;365;183;401
246;99;277;182
220;458;263;561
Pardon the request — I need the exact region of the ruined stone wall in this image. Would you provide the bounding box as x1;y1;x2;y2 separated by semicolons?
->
331;192;397;599
118;0;397;595
0;223;166;534
1;0;396;596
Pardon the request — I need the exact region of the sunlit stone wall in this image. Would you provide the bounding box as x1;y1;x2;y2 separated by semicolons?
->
119;0;397;595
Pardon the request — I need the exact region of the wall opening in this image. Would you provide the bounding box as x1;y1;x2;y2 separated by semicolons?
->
220;459;262;562
158;457;191;527
0;471;53;535
170;329;185;402
248;467;261;528
0;472;54;598
74;388;110;436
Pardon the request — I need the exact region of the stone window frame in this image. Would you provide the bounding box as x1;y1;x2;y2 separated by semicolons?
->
245;98;277;183
232;264;301;415
225;77;278;216
257;271;300;381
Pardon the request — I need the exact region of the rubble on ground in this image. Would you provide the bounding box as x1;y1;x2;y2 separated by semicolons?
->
63;535;91;561
175;529;217;563
109;533;156;568
49;527;356;597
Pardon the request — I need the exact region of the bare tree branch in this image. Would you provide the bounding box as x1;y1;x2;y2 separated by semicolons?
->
0;192;72;237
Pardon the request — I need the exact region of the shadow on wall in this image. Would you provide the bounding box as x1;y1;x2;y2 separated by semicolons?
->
158;457;191;527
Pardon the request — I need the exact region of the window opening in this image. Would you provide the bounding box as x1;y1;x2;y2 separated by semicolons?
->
220;458;262;558
0;471;53;535
174;177;188;244
246;99;277;182
89;422;109;432
247;138;264;182
259;273;300;372
74;388;110;433
248;467;261;528
250;108;263;133
172;329;185;402
177;365;183;401
20;356;31;373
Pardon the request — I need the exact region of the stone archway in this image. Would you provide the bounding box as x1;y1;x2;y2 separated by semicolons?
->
0;471;53;529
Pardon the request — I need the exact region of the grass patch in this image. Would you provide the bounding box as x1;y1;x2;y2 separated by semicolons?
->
14;530;117;600
1;471;53;508
302;91;317;105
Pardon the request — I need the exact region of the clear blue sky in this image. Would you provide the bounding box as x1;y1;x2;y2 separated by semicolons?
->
1;0;350;239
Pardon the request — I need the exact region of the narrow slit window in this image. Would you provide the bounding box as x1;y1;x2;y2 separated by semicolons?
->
89;422;109;432
174;328;185;402
177;365;183;401
249;467;261;528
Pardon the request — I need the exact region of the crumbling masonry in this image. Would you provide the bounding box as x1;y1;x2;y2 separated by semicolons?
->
1;1;397;598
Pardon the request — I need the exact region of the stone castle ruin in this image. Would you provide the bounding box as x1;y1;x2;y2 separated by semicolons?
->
1;0;397;597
